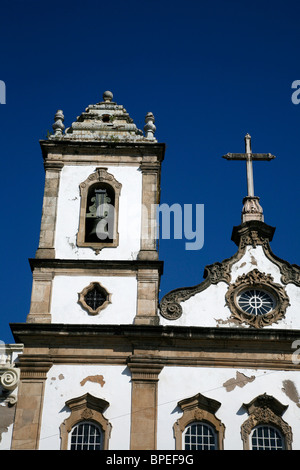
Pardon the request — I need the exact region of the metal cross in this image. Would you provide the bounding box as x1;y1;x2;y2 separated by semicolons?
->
222;134;276;197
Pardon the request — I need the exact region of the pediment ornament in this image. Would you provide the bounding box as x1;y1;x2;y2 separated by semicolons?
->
225;269;290;328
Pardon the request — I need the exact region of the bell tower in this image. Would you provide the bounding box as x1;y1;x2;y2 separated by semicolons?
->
27;90;165;327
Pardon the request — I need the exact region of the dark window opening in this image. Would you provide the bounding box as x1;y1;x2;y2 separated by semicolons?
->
70;422;103;450
84;284;108;311
85;183;115;243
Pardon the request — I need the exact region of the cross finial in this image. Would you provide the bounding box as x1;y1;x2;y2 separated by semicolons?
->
222;135;276;223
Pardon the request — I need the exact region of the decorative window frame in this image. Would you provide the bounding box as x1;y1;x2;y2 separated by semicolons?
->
60;393;112;450
69;420;103;450
77;167;122;253
78;281;112;315
225;269;290;328
241;393;292;450
173;393;225;450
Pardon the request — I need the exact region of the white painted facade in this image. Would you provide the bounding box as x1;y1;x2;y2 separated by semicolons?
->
55;164;142;260
157;367;300;450
39;364;131;450
160;245;300;330
50;274;137;325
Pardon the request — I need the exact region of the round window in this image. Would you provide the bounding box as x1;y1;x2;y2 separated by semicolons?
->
237;289;276;316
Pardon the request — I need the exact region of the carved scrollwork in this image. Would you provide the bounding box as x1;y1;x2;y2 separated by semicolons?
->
0;367;20;391
159;256;241;320
225;269;290;328
241;394;292;449
160;280;209;320
159;257;236;320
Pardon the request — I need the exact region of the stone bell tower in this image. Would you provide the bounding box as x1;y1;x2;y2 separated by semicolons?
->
10;91;165;450
28;90;165;326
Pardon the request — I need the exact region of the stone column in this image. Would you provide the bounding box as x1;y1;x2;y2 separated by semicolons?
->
128;358;163;450
138;162;160;261
11;359;52;450
36;162;63;259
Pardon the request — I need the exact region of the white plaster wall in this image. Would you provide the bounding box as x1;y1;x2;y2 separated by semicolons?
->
157;366;300;450
55;165;142;260
39;364;131;450
0;403;14;451
50;275;137;324
159;246;300;330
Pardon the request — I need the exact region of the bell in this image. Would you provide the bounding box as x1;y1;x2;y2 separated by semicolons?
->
87;217;110;241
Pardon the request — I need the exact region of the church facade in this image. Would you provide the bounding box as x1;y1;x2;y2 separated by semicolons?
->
1;91;300;451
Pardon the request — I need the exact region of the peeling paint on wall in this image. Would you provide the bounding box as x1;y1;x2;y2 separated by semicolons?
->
0;403;15;443
80;375;105;387
250;255;257;266
223;371;255;392
282;380;300;407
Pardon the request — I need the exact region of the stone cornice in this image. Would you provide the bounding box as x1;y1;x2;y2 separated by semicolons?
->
39;139;166;162
9;323;300;370
231;220;276;247
11;322;300;341
28;258;164;274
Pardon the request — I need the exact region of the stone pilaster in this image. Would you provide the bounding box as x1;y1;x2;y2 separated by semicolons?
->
128;357;163;450
11;358;52;450
27;271;54;323
135;269;160;325
35;162;63;259
138;162;160;261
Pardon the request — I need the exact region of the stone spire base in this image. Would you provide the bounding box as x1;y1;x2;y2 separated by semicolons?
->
241;196;264;223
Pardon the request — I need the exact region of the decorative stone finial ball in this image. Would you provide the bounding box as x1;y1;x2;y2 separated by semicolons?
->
103;91;113;102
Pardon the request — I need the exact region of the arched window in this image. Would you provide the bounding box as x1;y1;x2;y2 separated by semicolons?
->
60;393;112;450
183;421;217;450
250;425;285;450
85;182;115;243
173;393;225;450
69;421;103;450
241;394;292;450
77;168;121;252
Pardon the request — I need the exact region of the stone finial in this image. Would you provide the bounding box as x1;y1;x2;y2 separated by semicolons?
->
52;110;65;136
144;112;156;139
103;91;113;102
242;196;264;223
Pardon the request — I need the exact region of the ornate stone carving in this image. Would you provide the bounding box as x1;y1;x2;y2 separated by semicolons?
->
0;354;21;406
144;112;156;140
50;91;156;143
242;196;264;223
173;393;225;450
159;258;235;320
0;367;20;391
241;393;292;449
225;269;290;328
280;263;300;286
60;393;112;450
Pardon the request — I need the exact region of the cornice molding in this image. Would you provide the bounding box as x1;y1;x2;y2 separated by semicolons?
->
29;258;164;273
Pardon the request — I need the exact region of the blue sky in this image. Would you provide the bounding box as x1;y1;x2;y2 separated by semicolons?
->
0;0;300;343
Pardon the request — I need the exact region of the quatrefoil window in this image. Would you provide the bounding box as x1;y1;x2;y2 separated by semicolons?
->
78;282;111;315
